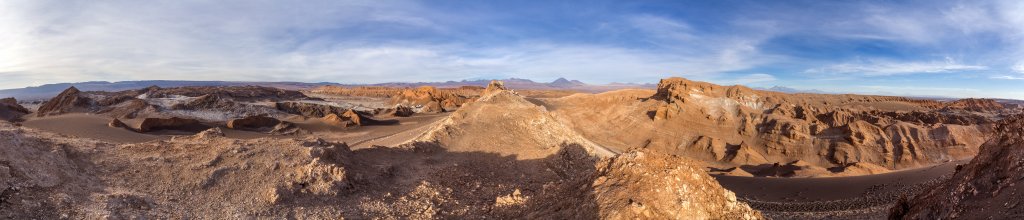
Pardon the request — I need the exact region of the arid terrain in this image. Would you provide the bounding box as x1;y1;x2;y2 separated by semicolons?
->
1;77;1022;219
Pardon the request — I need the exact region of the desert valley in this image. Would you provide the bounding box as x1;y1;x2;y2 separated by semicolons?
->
7;0;1024;219
1;77;1022;219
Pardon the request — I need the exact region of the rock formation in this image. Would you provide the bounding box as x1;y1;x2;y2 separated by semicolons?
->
392;105;414;117
322;113;360;127
483;80;507;96
589;149;762;219
141;86;307;101
389;86;476;113
36;87;94;116
942;98;1005;112
415;80;615;158
546;77;996;176
890;114;1024;219
108;118;129;128
226;115;281;131
138;117;207;132
0;97;30;122
275;102;348;118
171;94;236;111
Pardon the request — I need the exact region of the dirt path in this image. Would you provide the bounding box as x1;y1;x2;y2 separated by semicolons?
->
349;114;449;148
714;160;969;219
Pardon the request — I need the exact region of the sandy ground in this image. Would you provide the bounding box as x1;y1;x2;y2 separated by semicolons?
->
292;113;450;149
18;111;450;149
20;113;167;143
715;160;970;219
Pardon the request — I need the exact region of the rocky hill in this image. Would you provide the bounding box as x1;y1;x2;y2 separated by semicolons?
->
546;77;1001;177
891;114;1024;219
414;80;615;159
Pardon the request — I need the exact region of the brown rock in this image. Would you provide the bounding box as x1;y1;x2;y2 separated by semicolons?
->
37;87;94;116
269;121;308;135
0;97;30;122
227;115;281;131
482;80;507;96
138;117;207;132
276;102;347;118
421;101;444;113
322;113;359;127
172;94;235;111
341;109;363;126
392;105;414;117
892;114;1024;219
591;149;763;219
108;118;128;128
942;98;1004;112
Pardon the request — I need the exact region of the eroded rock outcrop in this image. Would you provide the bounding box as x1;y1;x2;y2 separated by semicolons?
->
321;111;365;128
0;97;30;122
172;94;236;111
415;80;614;158
142;86;307;101
547;77;997;176
138;117;207;132
226;115;281;131
37;87;94;116
891;114;1024;219
275;102;348;118
392;105;414;117
590;149;763;219
943;98;1004;112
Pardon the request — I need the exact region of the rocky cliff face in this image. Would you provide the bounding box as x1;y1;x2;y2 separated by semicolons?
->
389;86;477;113
891;114;1024;219
548;77;997;176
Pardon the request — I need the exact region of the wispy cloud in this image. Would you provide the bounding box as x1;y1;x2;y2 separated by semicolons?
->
992;75;1024;80
805;58;987;76
856;85;984;98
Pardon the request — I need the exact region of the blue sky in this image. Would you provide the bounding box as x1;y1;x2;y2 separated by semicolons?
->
1;0;1023;98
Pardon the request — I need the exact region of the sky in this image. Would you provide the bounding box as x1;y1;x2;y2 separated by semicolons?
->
1;0;1023;99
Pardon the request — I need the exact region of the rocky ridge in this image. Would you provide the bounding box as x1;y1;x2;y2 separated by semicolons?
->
547;77;1002;176
891;114;1024;219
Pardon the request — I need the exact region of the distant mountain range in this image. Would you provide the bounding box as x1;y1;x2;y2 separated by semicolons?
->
354;77;652;92
0;78;655;101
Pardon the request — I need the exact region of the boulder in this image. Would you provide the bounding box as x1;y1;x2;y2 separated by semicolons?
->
108;118;129;128
0;97;30;122
138;117;207;132
341;109;363;126
392;105;414;117
482;80;507;96
227;115;281;131
322;114;358;127
420;101;444;114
